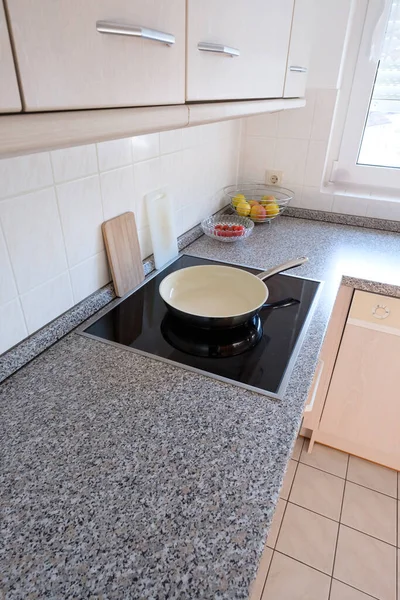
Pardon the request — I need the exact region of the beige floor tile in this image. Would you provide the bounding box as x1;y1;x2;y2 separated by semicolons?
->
276;502;338;574
280;459;297;500
330;579;374;599
292;436;304;461
300;440;348;478
347;456;397;498
341;481;397;545
289;462;345;521
250;545;273;600
261;552;330;600
334;525;396;600
266;499;286;549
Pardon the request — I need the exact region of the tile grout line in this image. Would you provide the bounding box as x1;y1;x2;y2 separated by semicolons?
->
328;453;349;600
298;455;397;499
331;578;380;600
270;551;380;600
262;453;302;596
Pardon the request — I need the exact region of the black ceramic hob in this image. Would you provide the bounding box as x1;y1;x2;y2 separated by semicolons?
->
82;255;321;398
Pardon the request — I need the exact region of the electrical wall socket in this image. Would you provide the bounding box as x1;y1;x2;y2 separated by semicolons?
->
265;170;283;186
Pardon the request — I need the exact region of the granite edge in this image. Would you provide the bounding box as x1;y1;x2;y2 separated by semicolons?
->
284;206;400;233
0;223;204;383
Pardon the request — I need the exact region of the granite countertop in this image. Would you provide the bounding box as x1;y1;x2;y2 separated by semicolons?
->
2;216;400;599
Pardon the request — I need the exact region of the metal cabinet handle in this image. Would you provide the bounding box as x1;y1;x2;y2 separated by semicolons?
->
289;66;308;73
96;21;175;46
198;42;240;57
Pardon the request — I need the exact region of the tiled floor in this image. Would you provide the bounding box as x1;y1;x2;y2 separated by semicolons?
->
254;437;399;600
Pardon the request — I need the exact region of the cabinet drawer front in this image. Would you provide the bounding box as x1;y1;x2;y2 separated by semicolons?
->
348;290;400;334
6;0;185;111
186;0;294;102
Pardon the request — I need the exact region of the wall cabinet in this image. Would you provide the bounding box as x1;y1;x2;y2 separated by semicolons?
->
284;0;316;98
186;0;295;102
303;288;400;471
0;1;21;112
5;0;186;111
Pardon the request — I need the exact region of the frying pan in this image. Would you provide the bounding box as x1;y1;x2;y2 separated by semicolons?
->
159;257;308;329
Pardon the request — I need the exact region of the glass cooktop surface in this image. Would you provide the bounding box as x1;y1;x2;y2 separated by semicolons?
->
83;254;320;397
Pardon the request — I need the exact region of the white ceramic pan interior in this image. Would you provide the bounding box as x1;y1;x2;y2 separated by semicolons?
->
159;265;269;318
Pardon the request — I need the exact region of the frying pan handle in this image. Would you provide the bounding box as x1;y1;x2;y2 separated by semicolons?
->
256;257;308;282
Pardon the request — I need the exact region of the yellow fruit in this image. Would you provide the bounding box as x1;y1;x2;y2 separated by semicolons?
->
236;201;251;217
260;194;277;206
232;193;246;207
264;202;280;217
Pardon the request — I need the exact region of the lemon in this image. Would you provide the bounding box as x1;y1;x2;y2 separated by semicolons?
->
236;201;251;217
264;202;280;217
232;193;246;207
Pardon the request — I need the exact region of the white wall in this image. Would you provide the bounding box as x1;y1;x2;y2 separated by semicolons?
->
0;120;240;354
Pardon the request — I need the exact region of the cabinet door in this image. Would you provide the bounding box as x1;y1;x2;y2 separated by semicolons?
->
0;0;21;112
283;0;316;98
186;0;295;102
5;0;185;111
318;291;400;469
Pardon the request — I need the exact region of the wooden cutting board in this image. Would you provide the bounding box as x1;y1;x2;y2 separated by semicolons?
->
102;212;144;297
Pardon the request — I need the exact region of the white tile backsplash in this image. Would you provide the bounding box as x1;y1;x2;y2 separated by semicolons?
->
51;144;98;183
304;141;327;188
241;136;276;182
20;272;73;334
277;90;316;140
57;175;104;267
0;152;53;199
133;158;161;230
311;90;337;142
0;226;17;305
160;129;182;155
131;133;160;163
97;138;132;171
0;121;240;354
0;188;67;294
100;166;135;221
244;112;280;138
0;299;27;354
69;251;109;304
240;87;339;208
274;138;309;186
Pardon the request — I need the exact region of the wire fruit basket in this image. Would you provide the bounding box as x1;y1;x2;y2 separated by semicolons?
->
201;214;254;243
223;183;293;224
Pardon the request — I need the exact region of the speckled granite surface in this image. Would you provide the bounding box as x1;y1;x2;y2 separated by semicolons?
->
2;216;400;599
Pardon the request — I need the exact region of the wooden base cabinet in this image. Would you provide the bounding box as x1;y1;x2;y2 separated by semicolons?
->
303;287;400;472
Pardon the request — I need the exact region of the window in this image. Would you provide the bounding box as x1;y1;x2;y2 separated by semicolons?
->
333;0;400;191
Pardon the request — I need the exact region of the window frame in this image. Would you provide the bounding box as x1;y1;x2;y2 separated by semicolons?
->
332;0;400;191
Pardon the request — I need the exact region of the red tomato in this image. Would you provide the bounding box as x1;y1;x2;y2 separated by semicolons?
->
214;224;223;230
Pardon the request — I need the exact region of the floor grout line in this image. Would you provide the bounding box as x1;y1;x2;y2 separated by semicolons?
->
331;577;380;599
328;454;349;599
297;456;398;499
267;549;382;600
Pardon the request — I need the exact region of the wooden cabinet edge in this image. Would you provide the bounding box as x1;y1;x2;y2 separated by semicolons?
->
0;97;305;157
188;97;305;126
0;105;189;158
302;285;354;433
